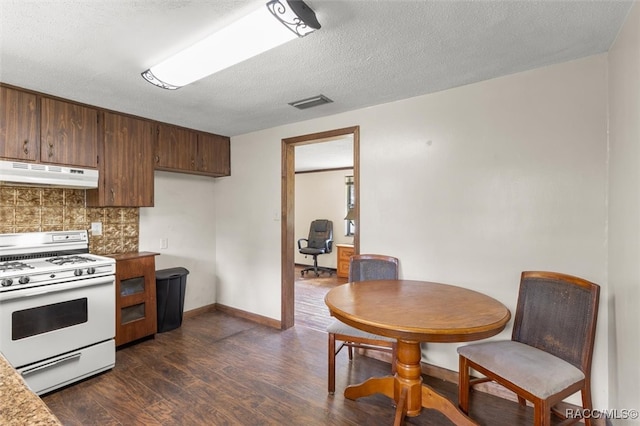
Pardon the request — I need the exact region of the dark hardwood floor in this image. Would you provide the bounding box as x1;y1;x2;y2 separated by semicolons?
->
41;268;562;425
294;265;346;332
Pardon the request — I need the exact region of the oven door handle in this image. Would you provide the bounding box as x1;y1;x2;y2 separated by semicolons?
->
20;352;82;377
0;276;114;302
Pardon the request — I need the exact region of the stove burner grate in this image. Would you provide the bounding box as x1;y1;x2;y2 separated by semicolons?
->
46;255;97;266
0;261;35;272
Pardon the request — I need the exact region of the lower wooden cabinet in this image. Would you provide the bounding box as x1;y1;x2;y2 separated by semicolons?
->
336;244;355;278
111;252;159;346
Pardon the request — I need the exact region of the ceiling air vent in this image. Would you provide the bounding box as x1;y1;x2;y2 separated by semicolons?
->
288;94;333;110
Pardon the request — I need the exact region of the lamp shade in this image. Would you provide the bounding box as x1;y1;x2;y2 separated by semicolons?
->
344;208;356;221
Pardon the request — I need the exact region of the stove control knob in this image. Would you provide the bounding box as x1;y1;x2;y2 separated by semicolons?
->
19;276;30;285
1;278;13;287
74;269;83;276
87;267;96;275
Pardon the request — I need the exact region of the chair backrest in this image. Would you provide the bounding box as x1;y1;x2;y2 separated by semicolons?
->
307;219;333;250
512;271;600;374
349;254;399;282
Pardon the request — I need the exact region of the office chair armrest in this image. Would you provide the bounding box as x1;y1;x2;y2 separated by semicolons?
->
325;239;333;252
298;238;308;250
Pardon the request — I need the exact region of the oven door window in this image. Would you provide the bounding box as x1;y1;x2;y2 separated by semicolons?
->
12;298;88;340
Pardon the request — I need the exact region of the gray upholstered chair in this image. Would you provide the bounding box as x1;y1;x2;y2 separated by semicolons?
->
457;271;600;426
326;254;399;394
298;219;334;277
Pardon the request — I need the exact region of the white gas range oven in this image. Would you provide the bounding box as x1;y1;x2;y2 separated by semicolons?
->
0;230;116;395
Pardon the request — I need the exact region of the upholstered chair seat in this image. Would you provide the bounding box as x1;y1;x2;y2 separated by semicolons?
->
458;340;585;399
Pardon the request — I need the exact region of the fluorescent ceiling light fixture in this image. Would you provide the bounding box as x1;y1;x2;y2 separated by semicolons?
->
142;0;320;90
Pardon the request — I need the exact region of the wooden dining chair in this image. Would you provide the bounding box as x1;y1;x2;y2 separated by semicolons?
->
326;254;399;394
457;271;600;426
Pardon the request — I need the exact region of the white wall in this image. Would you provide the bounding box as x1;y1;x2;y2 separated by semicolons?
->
607;2;640;423
295;169;354;269
214;129;283;320
214;55;610;408
139;171;218;312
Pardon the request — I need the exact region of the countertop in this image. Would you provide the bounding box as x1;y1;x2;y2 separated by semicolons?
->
0;352;62;425
107;251;160;261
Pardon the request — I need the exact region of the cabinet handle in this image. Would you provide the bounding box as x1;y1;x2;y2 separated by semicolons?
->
48;141;54;158
154;155;159;163
110;188;115;203
23;140;29;155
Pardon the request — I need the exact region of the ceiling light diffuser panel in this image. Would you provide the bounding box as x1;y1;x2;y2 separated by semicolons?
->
142;0;320;90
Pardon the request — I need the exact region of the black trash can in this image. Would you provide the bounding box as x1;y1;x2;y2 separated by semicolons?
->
155;267;189;333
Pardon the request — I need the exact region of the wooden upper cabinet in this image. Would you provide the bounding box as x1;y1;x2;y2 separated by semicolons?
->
40;97;98;168
87;112;154;207
0;86;38;161
155;123;198;172
2;85;229;206
197;132;230;176
154;123;230;177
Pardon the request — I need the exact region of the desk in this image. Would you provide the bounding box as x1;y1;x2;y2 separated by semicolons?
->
336;244;354;278
325;279;511;425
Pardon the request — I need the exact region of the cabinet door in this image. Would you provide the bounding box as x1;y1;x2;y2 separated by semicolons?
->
197;132;230;176
40;97;98;168
155;123;197;171
0;86;38;161
100;112;154;207
115;255;157;346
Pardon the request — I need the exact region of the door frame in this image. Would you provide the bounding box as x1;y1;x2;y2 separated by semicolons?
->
280;126;360;329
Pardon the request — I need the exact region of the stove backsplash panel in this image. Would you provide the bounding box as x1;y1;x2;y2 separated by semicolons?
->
0;185;138;255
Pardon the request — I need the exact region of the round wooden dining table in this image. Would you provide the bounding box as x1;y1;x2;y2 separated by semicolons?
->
325;279;511;426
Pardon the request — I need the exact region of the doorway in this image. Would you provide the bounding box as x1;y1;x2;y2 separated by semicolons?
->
280;126;360;329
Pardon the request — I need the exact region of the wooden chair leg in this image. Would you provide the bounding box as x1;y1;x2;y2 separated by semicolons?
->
534;400;552;426
581;384;593;426
348;344;353;360
458;356;470;413
328;332;336;394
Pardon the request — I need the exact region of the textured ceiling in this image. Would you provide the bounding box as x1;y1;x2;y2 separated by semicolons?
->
0;0;633;138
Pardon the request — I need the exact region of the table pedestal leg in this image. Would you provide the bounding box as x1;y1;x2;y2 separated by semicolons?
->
421;385;478;425
344;339;478;425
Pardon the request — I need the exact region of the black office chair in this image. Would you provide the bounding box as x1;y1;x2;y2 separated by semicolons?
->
298;219;333;277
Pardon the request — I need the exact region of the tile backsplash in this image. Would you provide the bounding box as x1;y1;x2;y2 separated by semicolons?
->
0;185;139;255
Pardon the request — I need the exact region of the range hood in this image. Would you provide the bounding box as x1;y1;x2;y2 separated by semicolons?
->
0;160;99;189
